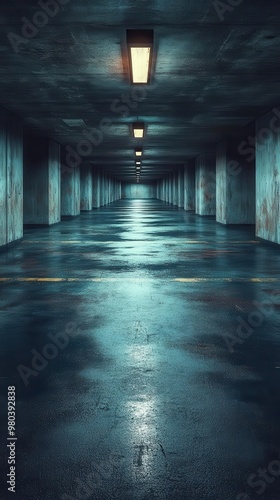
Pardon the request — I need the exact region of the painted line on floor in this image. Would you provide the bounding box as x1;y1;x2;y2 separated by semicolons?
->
0;277;278;283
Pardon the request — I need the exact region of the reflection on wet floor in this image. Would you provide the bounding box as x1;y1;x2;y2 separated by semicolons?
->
1;199;280;499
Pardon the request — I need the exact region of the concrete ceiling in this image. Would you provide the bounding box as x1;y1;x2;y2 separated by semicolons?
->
1;0;280;181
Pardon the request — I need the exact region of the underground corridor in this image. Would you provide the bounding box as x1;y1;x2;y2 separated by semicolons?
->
1;1;280;499
1;200;280;500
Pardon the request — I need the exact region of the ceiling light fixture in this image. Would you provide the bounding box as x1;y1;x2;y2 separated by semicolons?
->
132;122;145;138
135;148;142;157
127;30;153;84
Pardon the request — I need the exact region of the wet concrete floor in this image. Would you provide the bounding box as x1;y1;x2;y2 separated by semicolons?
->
1;199;280;500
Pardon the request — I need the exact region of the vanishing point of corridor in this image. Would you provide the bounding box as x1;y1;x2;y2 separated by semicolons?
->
1;199;280;500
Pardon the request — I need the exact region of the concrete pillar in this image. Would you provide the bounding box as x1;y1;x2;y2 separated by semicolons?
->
92;168;101;208
80;164;93;211
100;172;105;206
110;177;112;203
105;175;109;205
177;168;184;208
255;106;280;243
113;179;115;202
195;153;216;216
108;176;112;204
216;136;255;225
184;161;195;211
0;108;23;248
61;148;80;217
107;175;110;204
172;172;178;206
24;136;60;225
168;173;172;203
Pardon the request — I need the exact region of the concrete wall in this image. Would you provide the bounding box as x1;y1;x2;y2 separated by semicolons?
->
61;147;80;218
177;169;184;208
92;168;101;208
256;107;280;243
216;134;255;225
184;161;195;210
0;108;23;248
80;164;93;211
122;183;156;199
24;137;61;225
49;140;61;223
195;153;216;216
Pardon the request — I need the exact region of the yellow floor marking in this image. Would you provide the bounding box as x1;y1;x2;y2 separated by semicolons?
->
174;277;277;283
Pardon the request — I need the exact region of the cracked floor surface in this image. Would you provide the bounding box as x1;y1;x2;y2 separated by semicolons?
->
1;199;280;499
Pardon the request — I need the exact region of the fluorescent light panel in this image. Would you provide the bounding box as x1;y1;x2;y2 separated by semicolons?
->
130;47;150;84
132;122;144;138
135;149;142;157
127;30;153;85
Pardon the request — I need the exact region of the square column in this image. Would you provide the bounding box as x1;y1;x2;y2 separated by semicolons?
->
61;147;80;217
216;135;255;225
100;172;105;206
0;109;23;248
172;172;178;206
80;164;93;211
168;173;172;203
184;161;195;211
256;106;280;243
177;168;184;208
92;168;101;208
195;153;216;216
24;137;60;225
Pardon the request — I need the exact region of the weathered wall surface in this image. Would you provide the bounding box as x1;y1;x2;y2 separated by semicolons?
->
49;140;61;224
184;160;195;211
61;147;80;217
0;109;7;248
92;168;101;208
256;107;280;243
195;153;216;216
0;108;23;248
80;164;93;211
24;137;60;225
122;183;156;198
216;133;255;225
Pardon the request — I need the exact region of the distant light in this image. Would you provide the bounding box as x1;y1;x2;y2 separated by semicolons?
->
133;122;145;138
135;148;142;157
127;30;153;85
135;161;141;165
